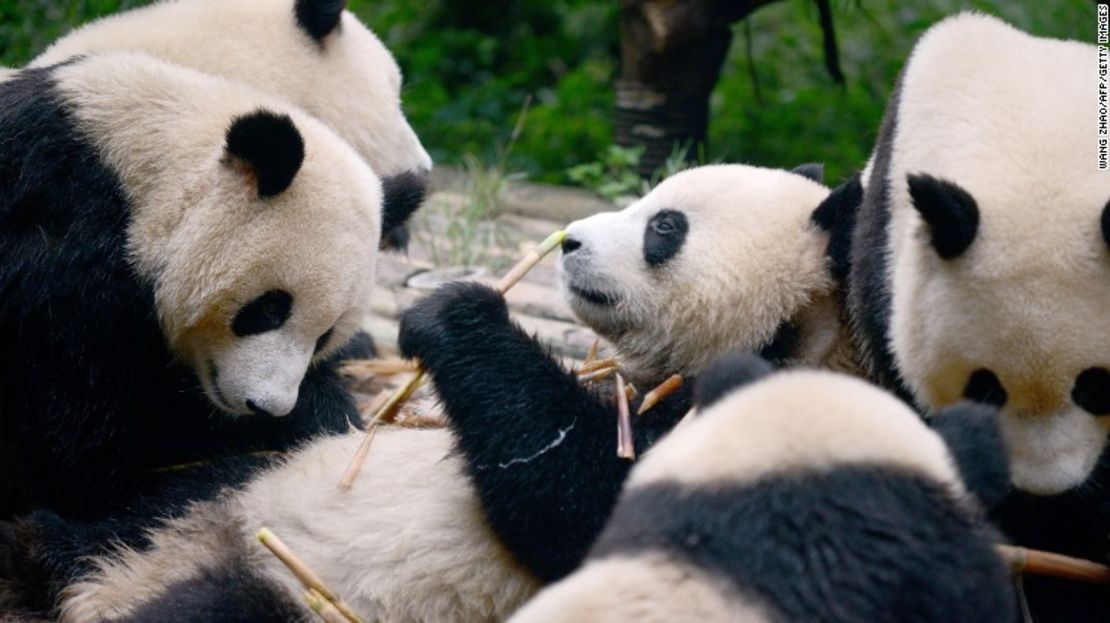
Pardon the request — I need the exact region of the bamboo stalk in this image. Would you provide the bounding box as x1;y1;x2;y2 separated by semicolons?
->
637;374;684;416
998;544;1110;586
584;340;600;366
616;373;635;460
305;589;350;623
576;357;619;376
257;528;365;623
337;230;567;490
578;365;619;384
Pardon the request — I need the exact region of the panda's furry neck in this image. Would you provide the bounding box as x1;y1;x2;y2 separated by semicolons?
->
0;59;358;522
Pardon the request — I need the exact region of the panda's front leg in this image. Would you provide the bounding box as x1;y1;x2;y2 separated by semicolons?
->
399;282;687;583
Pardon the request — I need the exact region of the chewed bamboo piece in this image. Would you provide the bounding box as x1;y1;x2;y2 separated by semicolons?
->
637;374;684;415
583;339;600;366
576;357;618;376
577;365;619;384
340;357;419;378
998;544;1110;586
306;589;349;623
257;528;365;623
337;230;567;491
615;373;635;460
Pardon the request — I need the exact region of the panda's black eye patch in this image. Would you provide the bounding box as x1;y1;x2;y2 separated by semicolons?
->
314;327;335;354
963;369;1007;407
644;209;689;268
232;290;293;337
1073;368;1110;416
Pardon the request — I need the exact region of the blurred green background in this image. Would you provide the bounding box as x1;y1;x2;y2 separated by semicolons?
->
0;1;1090;187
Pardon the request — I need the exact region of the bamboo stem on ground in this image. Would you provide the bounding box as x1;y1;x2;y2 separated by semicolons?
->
337;230;567;491
257;528;365;623
998;544;1110;586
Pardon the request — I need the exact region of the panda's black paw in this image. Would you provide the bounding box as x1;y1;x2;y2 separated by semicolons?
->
399;281;510;363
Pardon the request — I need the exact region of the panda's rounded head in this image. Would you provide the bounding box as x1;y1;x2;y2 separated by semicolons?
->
559;164;832;383
882;13;1110;494
121;104;381;418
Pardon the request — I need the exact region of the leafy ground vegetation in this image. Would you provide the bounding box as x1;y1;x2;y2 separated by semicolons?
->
1;0;1090;189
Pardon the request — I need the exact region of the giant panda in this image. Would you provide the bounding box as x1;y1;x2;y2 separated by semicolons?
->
0;50;411;610
511;353;1016;623
31;0;432;250
30;163;853;621
845;13;1110;620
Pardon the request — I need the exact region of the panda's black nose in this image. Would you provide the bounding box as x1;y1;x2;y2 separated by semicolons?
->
562;236;582;254
246;399;271;417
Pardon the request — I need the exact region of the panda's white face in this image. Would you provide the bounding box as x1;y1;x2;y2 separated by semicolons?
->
885;13;1110;494
559;165;832;383
33;0;432;180
56;53;381;417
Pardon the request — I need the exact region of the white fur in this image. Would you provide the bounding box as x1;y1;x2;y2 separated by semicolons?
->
883;13;1110;493
510;554;773;623
628;369;962;493
55;53;381;416
33;0;431;178
560;165;840;385
59;428;540;622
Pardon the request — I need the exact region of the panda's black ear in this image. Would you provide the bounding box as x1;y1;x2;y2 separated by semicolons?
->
225;110;305;199
1101;199;1110;249
295;0;347;42
791;163;825;184
810;173;863;282
694;352;773;410
929;401;1011;508
907;173;979;259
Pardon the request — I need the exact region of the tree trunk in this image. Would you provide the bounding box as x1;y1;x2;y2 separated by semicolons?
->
615;0;783;176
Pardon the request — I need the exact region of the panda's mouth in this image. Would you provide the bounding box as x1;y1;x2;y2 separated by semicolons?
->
569;285;618;307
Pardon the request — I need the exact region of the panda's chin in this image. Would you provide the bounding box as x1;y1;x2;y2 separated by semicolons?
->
568;284;618;307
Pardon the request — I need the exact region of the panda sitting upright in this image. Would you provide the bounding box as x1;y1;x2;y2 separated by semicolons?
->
0;50;413;611
845;13;1110;620
32;0;432;250
29;163;854;622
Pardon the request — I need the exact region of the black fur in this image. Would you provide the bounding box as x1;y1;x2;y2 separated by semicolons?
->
848;71;907;395
906;174;979;259
810;173;863;284
398;282;691;582
380;170;429;252
643;209;688;268
692;352;773;410
756;320;799;367
928;401;1011;508
225;110;305;198
0;65;362;609
790;162;825;183
592;468;1014;623
962;369;1008;408
232;289;293;337
1073;367;1110;416
1102;199;1109;248
115;559;307;622
295;0;346;43
990;447;1110;622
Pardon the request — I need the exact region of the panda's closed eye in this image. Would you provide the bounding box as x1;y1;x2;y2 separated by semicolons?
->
962;369;1007;407
232;290;293;337
1073;368;1110;416
314;327;335;354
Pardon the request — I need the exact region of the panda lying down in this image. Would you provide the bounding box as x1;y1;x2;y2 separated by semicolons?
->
16;163;858;621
